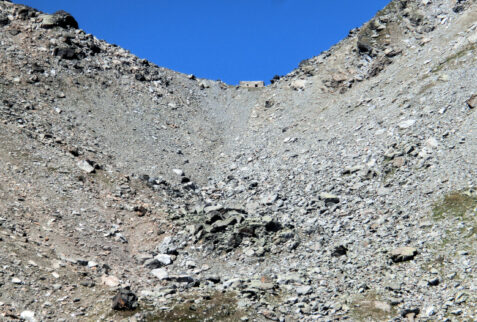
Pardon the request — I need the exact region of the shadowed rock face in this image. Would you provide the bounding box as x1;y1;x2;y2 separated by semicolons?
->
0;0;476;320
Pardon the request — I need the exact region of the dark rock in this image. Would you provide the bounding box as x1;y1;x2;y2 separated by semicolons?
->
169;275;195;283
205;212;223;225
270;75;281;84
139;174;150;181
181;176;191;184
15;5;36;20
135;73;146;81
112;288;138;311
210;217;238;233
205;276;221;284
409;12;424;26
331;245;348;257
265;100;274;108
224;233;242;249
54;10;78;28
144;258;162;269
453;5;465;13
0;13;9;27
401;307;420;318
428;277;439;286
89;43;101;55
80;280;95;287
54;47;78;60
368;56;392;78
357;39;372;54
264;220;282;232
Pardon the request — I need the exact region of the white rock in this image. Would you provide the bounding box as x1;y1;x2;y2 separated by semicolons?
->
290;79;306;90
101;275;120;288
172;169;184;176
151;268;169;280
186;261;197;269
296;285;312;295
426;137;439;148
20;311;36;322
88;261;98;267
244;248;255;256
11;277;22;284
155;254;172;266
77;160;95;173
398;119;416;129
438;74;449;81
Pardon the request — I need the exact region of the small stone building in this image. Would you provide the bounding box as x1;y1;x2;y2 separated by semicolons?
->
239;81;265;88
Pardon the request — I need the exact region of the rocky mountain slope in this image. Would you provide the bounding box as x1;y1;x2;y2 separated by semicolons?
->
0;0;476;320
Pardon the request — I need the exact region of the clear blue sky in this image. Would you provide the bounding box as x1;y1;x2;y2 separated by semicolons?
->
14;0;390;84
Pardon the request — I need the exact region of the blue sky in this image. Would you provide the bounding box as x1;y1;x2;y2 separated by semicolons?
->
14;1;390;84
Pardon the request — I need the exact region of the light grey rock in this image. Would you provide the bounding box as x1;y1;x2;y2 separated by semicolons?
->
136;253;153;264
426;137;438;148
20;311;36;322
249;280;275;291
172;169;184;176
155;254;172;266
390;247;418;263
157;236;176;254
425;306;436;317
151;268;168;280
296;285;312;295
77;160;95;173
466;94;477;109
261;193;278;205
87;261;98;267
398;119;416;129
11;277;22;284
204;205;223;213
319;192;340;204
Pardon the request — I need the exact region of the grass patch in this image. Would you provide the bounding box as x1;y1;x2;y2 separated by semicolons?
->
431;44;476;73
432;189;477;220
429;189;477;258
417;80;437;95
111;291;245;322
349;291;396;321
90;170;117;191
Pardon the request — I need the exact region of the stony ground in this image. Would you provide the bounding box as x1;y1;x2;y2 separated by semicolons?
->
0;0;476;321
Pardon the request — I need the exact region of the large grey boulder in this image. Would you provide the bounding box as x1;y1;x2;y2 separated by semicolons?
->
40;10;78;29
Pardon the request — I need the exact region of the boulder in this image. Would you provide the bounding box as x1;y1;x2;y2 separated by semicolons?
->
319;192;340;204
20;311;36;322
290;79;306;91
398;119;416;129
151;268;169;280
466;94;477;109
40;10;78;29
101;275;120;288
77;160;95;173
112;288;138;311
390;247;418;263
54;46;79;60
